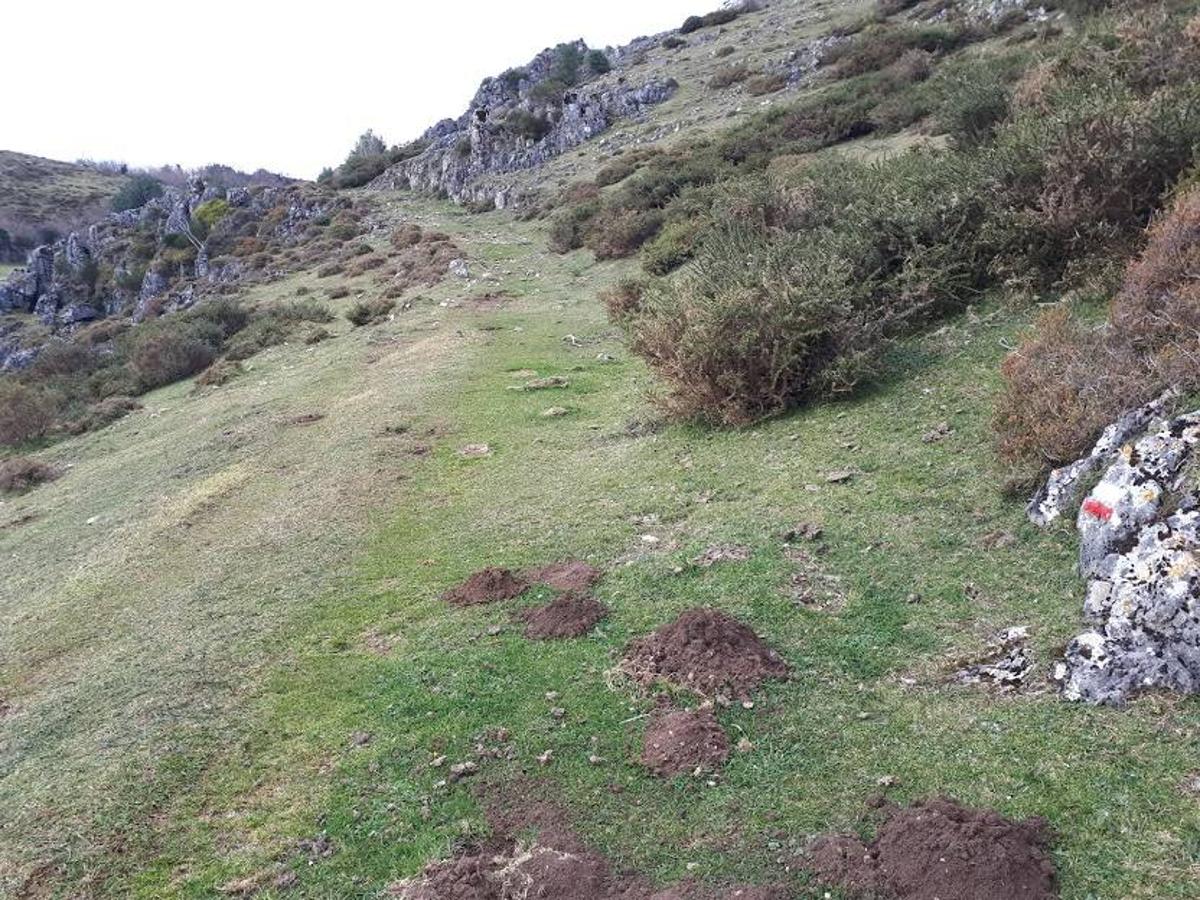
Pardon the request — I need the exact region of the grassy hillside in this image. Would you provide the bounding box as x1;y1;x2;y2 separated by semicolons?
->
3;1;1200;898
0;151;125;257
3;193;1198;898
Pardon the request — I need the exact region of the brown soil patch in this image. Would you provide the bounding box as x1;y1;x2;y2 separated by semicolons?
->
521;593;609;639
283;412;325;427
391;783;783;900
444;567;528;606
808;797;1057;900
467;291;511;310
640;706;730;777
622;608;790;699
522;559;603;592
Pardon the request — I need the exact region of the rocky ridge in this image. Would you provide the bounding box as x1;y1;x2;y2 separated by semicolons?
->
0;179;348;370
368;39;679;208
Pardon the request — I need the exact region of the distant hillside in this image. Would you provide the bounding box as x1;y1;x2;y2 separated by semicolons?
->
0;151;125;262
0;151;296;263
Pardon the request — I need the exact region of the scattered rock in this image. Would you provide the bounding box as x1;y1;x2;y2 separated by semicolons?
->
808;797;1056;900
449;258;471;278
521;593;609;639
823;468;856;483
781;522;823;543
520;376;570;391
621;608;790;699
954;627;1034;691
541;406;571;417
922;421;954;443
640;706;730;778
444;567;528;606
691;544;751;567
449;761;479;783
457;443;493;458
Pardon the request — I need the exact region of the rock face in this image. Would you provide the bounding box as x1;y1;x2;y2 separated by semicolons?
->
1031;407;1200;704
0;180;344;369
369;40;677;207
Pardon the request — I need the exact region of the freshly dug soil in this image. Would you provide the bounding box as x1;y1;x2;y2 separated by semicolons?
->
391;852;500;899
444;567;528;606
523;559;603;592
648;887;788;900
622;608;789;698
640;706;730;777
521;593;609;639
808;797;1057;900
392;782;784;899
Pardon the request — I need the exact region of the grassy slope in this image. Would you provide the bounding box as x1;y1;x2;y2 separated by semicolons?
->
0;150;124;244
3;195;1198;898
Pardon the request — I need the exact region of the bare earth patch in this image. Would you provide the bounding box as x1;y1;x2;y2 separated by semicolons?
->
808;797;1057;900
621;608;790;700
522;559;603;592
640;705;730;778
444;567;528;606
521;593;609;639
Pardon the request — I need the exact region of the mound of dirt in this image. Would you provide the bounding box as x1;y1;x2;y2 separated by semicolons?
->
521;593;609;639
522;559;603;592
389;852;499;899
622;608;789;699
808;797;1057;900
640;706;730;777
391;782;785;900
444;567;528;606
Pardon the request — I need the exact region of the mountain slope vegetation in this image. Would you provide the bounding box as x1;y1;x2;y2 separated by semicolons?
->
3;1;1200;898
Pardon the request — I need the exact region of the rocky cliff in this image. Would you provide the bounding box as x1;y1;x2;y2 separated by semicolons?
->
0;179;348;370
368;40;678;208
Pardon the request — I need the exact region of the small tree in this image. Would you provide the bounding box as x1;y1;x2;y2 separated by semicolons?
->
111;174;164;212
587;50;611;75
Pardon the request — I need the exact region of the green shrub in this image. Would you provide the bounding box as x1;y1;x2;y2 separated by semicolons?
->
583;208;664;260
505;109;552;142
709;64;753;89
346;297;396;326
745;73;788;96
111;174;164;212
0;382;59;446
600;279;648;323
194;359;243;388
663;36;688;50
680;6;741;34
127;327;217;389
551;42;585;86
641;218;709;274
548;201;600;253
587;49;611;75
192;198;231;235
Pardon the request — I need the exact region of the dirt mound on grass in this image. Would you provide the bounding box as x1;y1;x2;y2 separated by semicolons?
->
444;567;528;606
521;593;609;639
523;559;603;592
388;852;500;899
622;608;789;699
640;706;730;777
648;887;788;900
808;797;1057;900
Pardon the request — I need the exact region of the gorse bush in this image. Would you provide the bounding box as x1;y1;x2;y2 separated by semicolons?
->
608;1;1200;426
995;184;1200;471
0;382;58;447
680;6;742;34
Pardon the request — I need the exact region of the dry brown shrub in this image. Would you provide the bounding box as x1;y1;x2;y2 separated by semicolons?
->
600;279;646;324
0;456;58;493
994;187;1200;470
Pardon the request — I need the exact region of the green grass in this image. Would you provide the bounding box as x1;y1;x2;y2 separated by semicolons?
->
5;194;1196;897
0;263;16;279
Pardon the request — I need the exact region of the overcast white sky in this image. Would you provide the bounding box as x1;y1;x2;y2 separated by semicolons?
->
1;0;705;180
